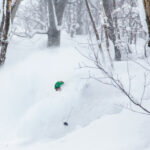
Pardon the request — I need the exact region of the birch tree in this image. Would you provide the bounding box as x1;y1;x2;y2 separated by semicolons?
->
0;0;12;65
0;0;21;66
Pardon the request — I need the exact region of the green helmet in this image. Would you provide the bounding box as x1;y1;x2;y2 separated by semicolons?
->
55;81;64;89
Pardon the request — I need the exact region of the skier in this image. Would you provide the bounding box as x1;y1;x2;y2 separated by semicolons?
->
54;81;64;91
54;81;68;126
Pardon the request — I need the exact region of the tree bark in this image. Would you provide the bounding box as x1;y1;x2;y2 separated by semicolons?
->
102;0;121;61
47;0;67;47
76;0;84;35
47;27;60;47
143;0;150;47
0;0;12;65
0;0;5;44
0;0;21;66
85;0;104;60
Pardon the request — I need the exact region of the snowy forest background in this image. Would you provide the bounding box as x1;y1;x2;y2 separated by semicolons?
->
0;0;150;150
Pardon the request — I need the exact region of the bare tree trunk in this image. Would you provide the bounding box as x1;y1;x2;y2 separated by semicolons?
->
85;0;104;60
47;0;67;47
102;0;121;61
47;28;60;47
143;0;150;47
76;0;84;35
0;0;5;44
47;0;60;46
0;0;12;65
0;0;21;66
113;0;121;40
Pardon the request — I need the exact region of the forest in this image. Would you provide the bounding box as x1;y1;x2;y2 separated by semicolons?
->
0;0;150;150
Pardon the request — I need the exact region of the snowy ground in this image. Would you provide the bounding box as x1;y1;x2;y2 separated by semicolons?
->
0;33;150;150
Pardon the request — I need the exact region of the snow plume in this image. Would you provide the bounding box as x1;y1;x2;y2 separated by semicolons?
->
0;35;121;143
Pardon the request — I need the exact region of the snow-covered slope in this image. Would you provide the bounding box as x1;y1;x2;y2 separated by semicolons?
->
0;33;150;150
0;34;121;144
3;110;150;150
